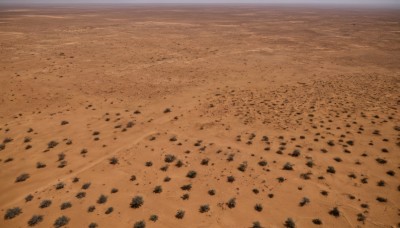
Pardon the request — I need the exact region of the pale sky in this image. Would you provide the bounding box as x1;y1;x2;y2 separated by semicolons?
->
1;0;400;6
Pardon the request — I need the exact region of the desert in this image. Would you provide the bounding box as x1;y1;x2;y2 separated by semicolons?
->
0;4;399;228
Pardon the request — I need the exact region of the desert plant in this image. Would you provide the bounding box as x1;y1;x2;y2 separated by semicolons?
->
130;196;144;208
299;197;310;207
82;182;91;190
4;207;22;220
15;173;30;182
164;154;176;163
58;152;65;161
153;185;162;194
76;192;86;199
284;218;295;228
175;210;185;219
290;149;301;157
24;137;32;143
327;166;336;174
199;204;210;213
164;176;171;182
283;162;294;170
81;149;88;155
238;162;247;172
28;214;43;226
111;188;118;193
61;121;69;125
149;214;158;222
227;198;236;208
105;207;113;214
186;170;197;178
252;221;263;228
60;202;72;210
312;218;322;225
25;194;34;202
54;216;69;228
88;222;98;228
329;207;340;217
48;140;58;149
208;189;216;196
357;213;366;223
181;184;192;191
258;160;267;166
0;143;5;151
133;220;145;228
201;158;209;165
87;205;95;212
109;157;118;165
39;200;52;208
254;204;263;212
376;197;387;202
227;176;235;183
97;194;107;204
145;161;153;167
55;182;65;190
36;162;46;169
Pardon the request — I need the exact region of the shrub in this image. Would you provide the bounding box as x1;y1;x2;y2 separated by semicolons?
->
327;166;336;174
25;194;34;202
145;161;153;167
238;162;247;172
48;140;58;149
312;218;322;225
299;197;310;206
284;218;295;228
36;162;46;169
82;182;91;190
61;121;69;125
58;161;67;168
105;207;113;214
55;182;65;190
258;160;267;166
164;176;171;182
329;207;340;217
254;204;263;212
60;202;72;210
76;192;86;199
227;198;236;208
164;108;171;113
111;188;118;193
28;214;43;226
15;173;30;182
252;221;263;228
199;204;210;213
0;143;5;151
87;205;95;212
175;210;185;219
24;137;32;143
149;214;158;222
181;184;192;191
290;149;301;157
130;196;144;208
97;194;107;204
3;137;13;143
133;220;145;228
227;176;235;183
153;185;162;194
208;189;215;196
376;197;387;202
376;158;387;164
186;170;197;178
4;207;22;220
54;216;69;228
109;157;118;165
283;162;293;170
181;194;189;200
81;149;88;155
164;154;176;163
58;152;65;161
39;199;52;208
357;213;366;223
88;223;98;228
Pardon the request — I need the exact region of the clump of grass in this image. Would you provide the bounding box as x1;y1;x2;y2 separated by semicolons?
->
28;214;43;226
60;202;72;210
312;218;322;225
24;137;32;143
376;197;387;202
39;200;52;209
97;195;107;204
145;161;153;167
130;196;144;208
88;222;98;228
61;121;69;125
201;158;209;165
357;213;366;223
55;182;65;190
181;193;189;200
327;166;336;174
36;162;46;169
175;210;185;219
252;221;263;228
164;176;171;182
0;143;5;151
58;152;65;161
163;108;171;113
111;188;118;193
3;137;13;143
149;214;158;222
186;170;197;178
208;189;216;196
4;207;22;220
54;216;69;228
133;221;145;228
284;218;295;228
227;198;236;208
199;204;210;213
15;173;30;182
181;184;192;191
258;160;267;166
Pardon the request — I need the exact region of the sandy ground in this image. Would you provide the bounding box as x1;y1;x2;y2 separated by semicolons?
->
0;5;399;228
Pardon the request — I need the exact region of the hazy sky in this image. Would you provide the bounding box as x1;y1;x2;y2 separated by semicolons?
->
1;0;400;6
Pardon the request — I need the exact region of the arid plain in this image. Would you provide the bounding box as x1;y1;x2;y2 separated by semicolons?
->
0;5;399;228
